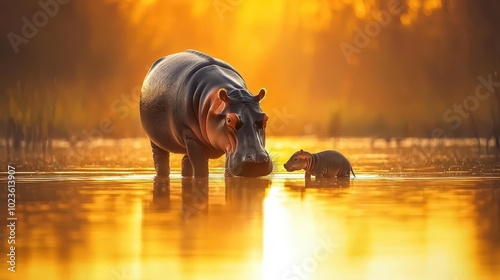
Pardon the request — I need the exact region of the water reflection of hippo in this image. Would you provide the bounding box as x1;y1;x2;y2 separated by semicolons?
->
140;50;273;178
284;150;355;179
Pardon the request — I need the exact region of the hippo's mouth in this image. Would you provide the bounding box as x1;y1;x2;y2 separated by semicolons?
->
228;161;273;177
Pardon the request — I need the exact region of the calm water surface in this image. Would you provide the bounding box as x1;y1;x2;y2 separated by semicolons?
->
0;137;499;280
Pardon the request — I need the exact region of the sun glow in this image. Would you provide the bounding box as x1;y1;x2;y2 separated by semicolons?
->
262;184;294;280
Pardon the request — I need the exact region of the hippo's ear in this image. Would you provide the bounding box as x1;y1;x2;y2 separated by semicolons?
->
255;88;266;102
299;149;304;155
218;88;229;103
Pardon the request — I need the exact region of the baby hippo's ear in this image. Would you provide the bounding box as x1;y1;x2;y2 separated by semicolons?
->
218;88;229;103
299;149;304;155
255;88;266;102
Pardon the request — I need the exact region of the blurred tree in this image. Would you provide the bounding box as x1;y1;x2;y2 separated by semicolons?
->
1;0;499;144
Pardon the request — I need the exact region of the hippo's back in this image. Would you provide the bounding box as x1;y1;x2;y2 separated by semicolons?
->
317;150;351;165
141;50;237;110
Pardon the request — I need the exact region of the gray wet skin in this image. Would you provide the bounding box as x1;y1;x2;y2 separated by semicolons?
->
140;50;273;178
284;150;355;179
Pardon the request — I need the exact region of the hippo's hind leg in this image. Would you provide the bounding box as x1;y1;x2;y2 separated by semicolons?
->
181;155;193;177
337;169;351;179
151;141;170;177
338;173;350;179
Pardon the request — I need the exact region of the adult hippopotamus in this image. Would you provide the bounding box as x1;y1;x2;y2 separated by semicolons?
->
284;150;355;179
140;50;273;178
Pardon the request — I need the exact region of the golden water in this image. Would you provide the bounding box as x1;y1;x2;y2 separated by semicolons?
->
0;137;499;280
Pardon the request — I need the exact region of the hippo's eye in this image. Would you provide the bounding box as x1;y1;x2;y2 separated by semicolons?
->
293;158;298;162
256;114;269;129
226;113;241;129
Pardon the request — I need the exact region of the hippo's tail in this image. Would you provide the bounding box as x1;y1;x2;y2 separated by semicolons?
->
351;167;356;177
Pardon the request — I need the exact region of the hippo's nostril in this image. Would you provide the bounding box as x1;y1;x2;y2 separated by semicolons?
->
244;155;255;162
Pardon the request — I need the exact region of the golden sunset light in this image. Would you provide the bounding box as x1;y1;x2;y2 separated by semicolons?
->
1;1;499;280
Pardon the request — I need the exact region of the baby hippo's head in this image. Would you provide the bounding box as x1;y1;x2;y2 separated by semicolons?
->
284;149;309;172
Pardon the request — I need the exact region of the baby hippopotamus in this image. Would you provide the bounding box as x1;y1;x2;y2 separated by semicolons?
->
284;150;355;179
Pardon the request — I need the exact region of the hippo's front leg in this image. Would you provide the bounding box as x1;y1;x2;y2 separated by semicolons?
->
305;172;311;180
185;138;209;178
